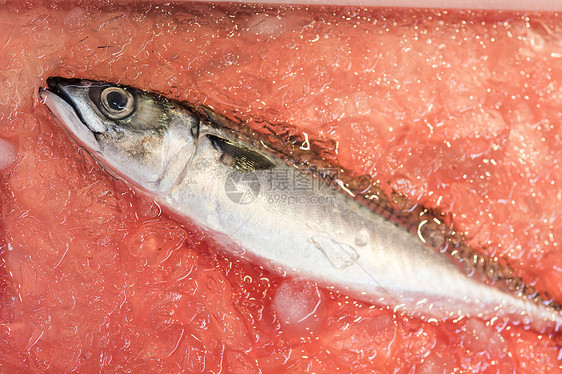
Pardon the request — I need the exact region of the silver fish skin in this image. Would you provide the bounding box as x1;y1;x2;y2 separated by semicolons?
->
39;77;561;331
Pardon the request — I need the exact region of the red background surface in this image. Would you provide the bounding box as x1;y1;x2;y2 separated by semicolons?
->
0;1;561;372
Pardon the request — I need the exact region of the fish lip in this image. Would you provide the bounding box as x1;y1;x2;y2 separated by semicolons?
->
41;76;102;135
47;76;67;95
40;76;103;155
43;76;85;101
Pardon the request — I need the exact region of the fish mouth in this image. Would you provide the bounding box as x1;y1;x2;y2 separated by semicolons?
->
40;76;83;105
39;77;102;154
46;76;84;95
41;77;97;132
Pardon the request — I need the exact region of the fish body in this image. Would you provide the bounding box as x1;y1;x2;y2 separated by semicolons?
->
40;77;562;331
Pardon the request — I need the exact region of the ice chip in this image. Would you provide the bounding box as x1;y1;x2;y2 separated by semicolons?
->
0;137;16;170
310;235;359;269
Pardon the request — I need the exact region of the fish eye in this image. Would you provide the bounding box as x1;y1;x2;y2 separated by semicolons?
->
100;87;135;120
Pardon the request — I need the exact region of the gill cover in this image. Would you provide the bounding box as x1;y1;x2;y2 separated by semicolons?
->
40;77;199;193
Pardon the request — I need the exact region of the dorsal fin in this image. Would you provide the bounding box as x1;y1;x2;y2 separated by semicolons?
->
208;135;275;172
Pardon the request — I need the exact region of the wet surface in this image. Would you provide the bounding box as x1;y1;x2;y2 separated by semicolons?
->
0;1;561;372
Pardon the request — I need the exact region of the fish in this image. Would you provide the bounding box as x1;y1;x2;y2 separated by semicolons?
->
39;77;562;332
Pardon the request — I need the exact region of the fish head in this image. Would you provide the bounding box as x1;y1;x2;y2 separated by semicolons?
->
40;77;199;194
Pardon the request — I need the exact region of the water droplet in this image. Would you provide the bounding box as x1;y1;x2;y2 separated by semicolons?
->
389;176;422;212
348;174;372;195
417;218;448;252
392;190;419;212
354;229;369;247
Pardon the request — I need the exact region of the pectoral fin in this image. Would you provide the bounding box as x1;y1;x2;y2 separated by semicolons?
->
208;134;275;172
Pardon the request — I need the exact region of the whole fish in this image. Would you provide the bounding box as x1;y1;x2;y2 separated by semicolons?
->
40;77;561;331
